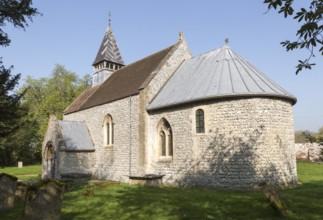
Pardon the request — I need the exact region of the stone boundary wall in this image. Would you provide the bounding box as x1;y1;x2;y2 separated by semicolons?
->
295;143;323;162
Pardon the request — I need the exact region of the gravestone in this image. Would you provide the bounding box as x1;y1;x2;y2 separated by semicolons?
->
15;181;29;201
18;161;23;168
23;179;65;220
0;173;18;211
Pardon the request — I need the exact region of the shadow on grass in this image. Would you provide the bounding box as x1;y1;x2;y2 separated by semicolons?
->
3;180;323;219
281;180;323;219
61;183;279;220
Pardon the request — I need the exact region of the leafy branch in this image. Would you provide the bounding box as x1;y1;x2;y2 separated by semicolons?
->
264;0;323;74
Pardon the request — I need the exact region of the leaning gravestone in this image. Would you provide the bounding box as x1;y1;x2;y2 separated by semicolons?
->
0;173;18;211
23;179;65;220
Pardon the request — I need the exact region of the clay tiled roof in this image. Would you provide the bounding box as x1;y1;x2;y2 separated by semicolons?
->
64;44;176;114
64;85;100;114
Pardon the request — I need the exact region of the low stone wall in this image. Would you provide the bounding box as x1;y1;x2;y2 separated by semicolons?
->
295;143;323;162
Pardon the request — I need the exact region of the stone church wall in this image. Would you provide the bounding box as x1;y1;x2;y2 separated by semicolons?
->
140;39;192;172
64;95;140;182
58;152;95;176
148;97;297;189
145;39;192;101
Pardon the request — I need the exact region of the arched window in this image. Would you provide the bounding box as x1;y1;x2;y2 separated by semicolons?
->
103;114;114;146
196;109;205;133
157;118;173;158
160;131;166;156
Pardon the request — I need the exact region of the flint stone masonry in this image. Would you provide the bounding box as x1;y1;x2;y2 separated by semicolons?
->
139;39;192;173
0;173;18;211
295;143;323;161
148;97;297;189
60;173;92;184
24;179;65;220
64;96;140;181
42;116;96;180
43;31;297;190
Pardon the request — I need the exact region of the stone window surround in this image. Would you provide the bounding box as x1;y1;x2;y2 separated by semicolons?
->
103;114;114;147
157;118;173;162
195;108;205;133
192;105;209;136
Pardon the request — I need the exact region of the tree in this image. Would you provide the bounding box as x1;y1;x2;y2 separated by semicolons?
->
0;116;40;166
316;126;323;139
0;0;40;139
264;0;323;74
0;64;90;166
22;65;90;137
0;0;40;47
294;130;309;143
0;61;24;137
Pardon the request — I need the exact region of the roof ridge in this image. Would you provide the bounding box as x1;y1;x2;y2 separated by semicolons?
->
64;85;101;114
124;44;177;72
68;43;179;112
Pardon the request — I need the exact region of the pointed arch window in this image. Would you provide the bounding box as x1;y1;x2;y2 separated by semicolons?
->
196;109;205;133
104;114;114;146
160;131;166;156
158;118;173;158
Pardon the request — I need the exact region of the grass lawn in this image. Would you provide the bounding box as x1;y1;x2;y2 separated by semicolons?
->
1;161;323;219
0;164;41;181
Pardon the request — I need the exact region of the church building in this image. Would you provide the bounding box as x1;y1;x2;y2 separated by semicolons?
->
42;18;297;189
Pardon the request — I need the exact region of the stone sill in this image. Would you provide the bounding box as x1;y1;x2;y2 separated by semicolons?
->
158;156;173;162
103;144;114;148
194;132;210;136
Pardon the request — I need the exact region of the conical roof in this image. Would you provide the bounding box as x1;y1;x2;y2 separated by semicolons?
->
147;46;296;110
92;25;124;66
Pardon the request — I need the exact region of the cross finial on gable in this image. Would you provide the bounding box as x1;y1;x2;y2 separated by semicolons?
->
225;37;229;46
179;31;184;41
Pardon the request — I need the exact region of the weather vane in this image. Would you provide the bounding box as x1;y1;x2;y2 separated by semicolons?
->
108;11;111;28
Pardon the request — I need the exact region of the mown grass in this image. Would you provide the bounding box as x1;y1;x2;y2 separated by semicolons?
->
61;183;278;220
280;161;323;219
1;161;323;219
0;164;41;176
0;164;41;181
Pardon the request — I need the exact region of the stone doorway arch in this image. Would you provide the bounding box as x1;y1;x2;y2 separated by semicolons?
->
44;141;55;178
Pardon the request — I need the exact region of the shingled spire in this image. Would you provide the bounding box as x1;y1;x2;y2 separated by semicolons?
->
92;13;124;86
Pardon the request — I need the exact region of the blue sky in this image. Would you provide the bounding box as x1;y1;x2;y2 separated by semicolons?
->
2;0;322;131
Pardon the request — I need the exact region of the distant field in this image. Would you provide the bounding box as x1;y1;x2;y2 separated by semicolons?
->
1;161;323;219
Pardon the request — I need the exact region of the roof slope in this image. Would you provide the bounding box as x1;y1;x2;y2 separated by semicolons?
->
147;46;296;110
64;85;100;114
65;44;176;114
58;121;94;151
92;26;124;66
